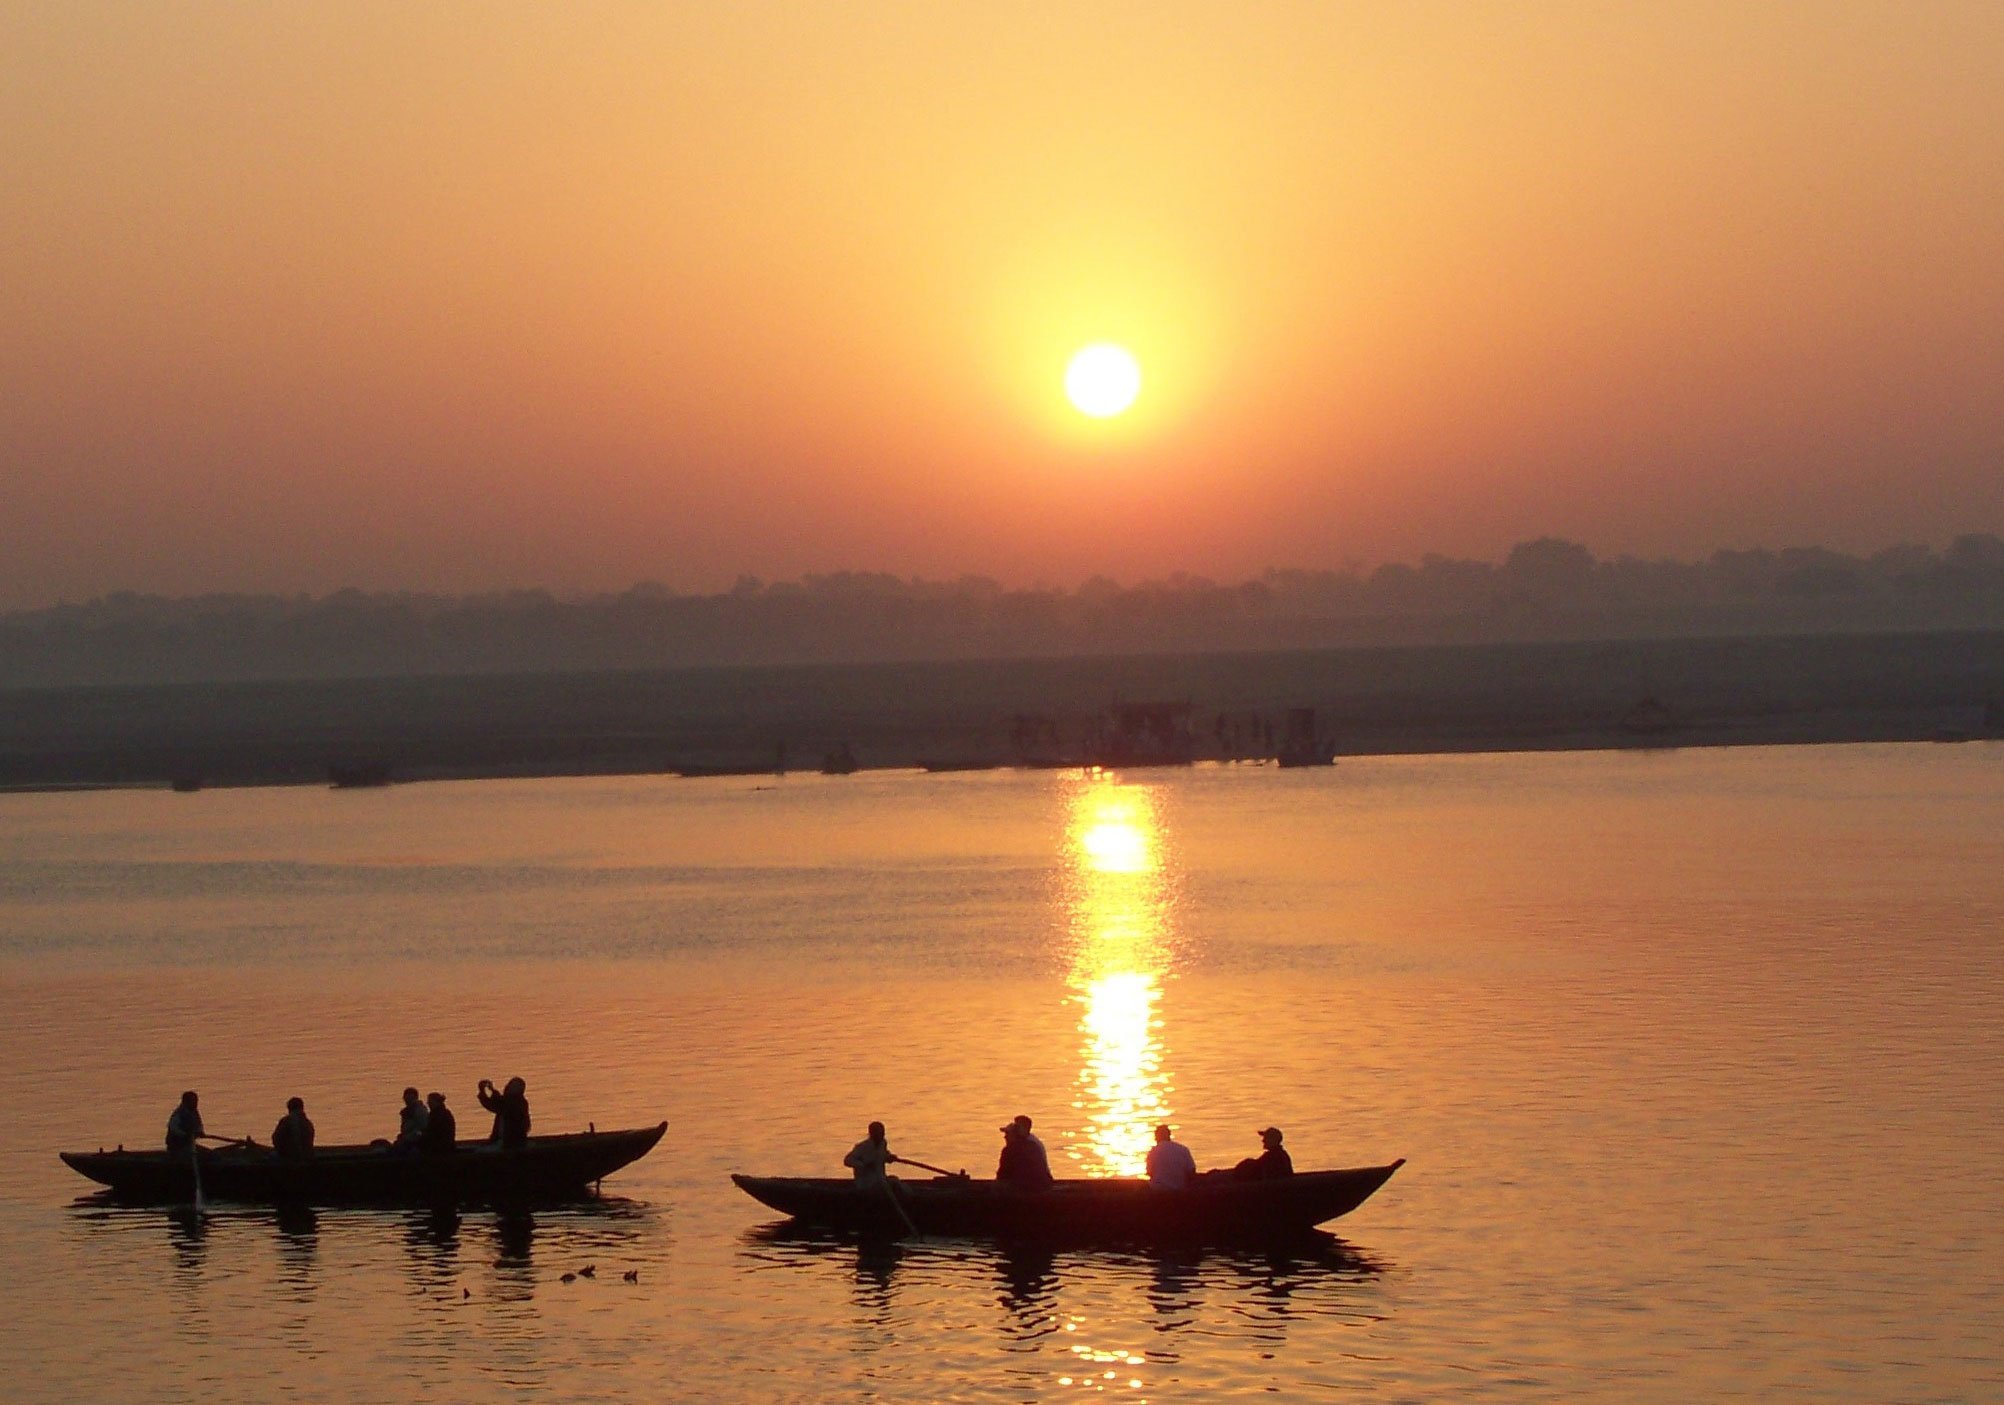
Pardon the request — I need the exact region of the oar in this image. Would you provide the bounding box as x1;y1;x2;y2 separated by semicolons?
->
879;1177;923;1242
196;1133;254;1148
891;1156;964;1179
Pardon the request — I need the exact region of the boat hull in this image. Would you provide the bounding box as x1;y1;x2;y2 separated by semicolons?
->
61;1124;667;1205
731;1161;1403;1243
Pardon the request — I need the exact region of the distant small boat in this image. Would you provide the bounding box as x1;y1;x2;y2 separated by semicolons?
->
820;743;858;775
169;777;204;793
61;1124;667;1205
731;1161;1404;1243
328;761;392;788
1275;707;1336;767
919;758;1002;773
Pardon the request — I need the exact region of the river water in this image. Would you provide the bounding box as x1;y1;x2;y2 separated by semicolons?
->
2;746;2000;1402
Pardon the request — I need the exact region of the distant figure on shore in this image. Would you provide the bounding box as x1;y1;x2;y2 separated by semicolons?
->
272;1097;316;1162
1146;1124;1197;1189
166;1091;203;1155
843;1121;899;1186
478;1076;531;1149
395;1086;428;1150
420;1092;457;1154
996;1114;1054;1188
1233;1126;1293;1181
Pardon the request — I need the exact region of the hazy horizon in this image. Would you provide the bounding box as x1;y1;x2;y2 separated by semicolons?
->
7;3;2003;610
8;528;2004;691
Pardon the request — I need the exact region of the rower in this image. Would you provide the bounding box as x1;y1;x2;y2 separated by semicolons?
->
995;1114;1053;1189
165;1091;203;1155
420;1091;457;1154
271;1097;316;1162
1232;1126;1293;1180
843;1121;899;1186
478;1076;530;1149
1146;1123;1197;1189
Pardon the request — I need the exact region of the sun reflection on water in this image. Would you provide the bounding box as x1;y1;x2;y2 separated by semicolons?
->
1061;775;1180;1176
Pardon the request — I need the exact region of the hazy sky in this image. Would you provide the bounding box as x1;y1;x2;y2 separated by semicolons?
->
4;2;2002;606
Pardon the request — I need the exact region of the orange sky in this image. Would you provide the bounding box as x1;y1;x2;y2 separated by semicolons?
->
4;2;2001;606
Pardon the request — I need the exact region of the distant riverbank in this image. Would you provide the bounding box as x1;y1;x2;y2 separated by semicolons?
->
2;630;2000;792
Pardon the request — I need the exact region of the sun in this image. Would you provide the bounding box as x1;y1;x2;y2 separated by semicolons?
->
1065;343;1142;418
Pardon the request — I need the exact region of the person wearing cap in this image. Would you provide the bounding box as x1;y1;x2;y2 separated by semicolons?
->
1234;1126;1293;1180
995;1114;1054;1188
271;1097;316;1162
843;1121;900;1187
1145;1123;1197;1189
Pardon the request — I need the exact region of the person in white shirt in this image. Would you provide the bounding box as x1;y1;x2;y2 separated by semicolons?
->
1145;1123;1197;1189
843;1121;899;1186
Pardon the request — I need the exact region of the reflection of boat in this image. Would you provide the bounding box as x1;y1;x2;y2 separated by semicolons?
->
730;1162;1404;1242
60;1124;667;1205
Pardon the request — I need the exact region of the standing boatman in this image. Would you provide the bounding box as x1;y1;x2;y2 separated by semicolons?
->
166;1091;203;1154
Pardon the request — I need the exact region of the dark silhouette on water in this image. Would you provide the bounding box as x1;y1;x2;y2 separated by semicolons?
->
271;1098;315;1162
420;1091;457;1154
843;1121;897;1186
477;1076;530;1149
1232;1127;1294;1181
731;1155;1403;1243
995;1115;1054;1189
165;1091;202;1155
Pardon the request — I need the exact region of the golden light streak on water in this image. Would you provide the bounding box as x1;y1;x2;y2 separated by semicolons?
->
1061;775;1179;1176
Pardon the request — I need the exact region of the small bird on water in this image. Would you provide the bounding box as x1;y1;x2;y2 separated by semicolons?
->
560;1272;577;1283
622;1270;639;1283
578;1264;596;1278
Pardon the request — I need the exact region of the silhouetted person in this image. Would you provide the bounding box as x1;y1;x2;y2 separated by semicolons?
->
844;1121;899;1187
1233;1126;1293;1180
272;1097;315;1162
395;1086;428;1150
996;1114;1053;1189
1146;1123;1197;1189
420;1092;457;1154
478;1076;530;1149
166;1091;203;1155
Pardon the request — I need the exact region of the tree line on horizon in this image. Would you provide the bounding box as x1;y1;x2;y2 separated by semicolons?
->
5;534;2003;690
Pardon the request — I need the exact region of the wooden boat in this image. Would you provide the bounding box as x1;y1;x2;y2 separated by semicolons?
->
731;1160;1404;1243
60;1123;667;1205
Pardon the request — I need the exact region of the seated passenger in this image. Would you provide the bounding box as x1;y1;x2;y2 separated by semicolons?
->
995;1114;1053;1189
1146;1123;1197;1189
843;1121;899;1187
271;1097;316;1162
1232;1126;1294;1180
166;1090;204;1155
477;1076;531;1149
420;1092;457;1155
395;1086;429;1150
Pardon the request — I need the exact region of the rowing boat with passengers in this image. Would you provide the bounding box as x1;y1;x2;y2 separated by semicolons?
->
62;1123;668;1205
732;1159;1405;1243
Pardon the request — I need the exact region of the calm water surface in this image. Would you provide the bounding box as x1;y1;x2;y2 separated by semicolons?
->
2;746;2001;1401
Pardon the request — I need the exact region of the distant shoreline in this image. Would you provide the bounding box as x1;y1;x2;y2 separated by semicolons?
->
2;630;1998;794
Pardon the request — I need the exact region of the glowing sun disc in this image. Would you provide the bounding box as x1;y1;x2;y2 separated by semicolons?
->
1065;344;1142;418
